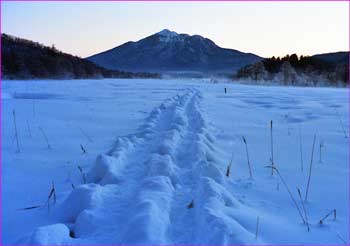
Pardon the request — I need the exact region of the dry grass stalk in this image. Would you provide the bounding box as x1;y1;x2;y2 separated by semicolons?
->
17;205;42;211
297;188;310;232
298;126;304;172
13;110;21;153
226;152;234;177
78;165;87;184
38;126;51;149
26;119;32;138
319;209;336;225
319;141;324;163
305;134;316;202
47;181;56;212
226;165;231;177
336;232;347;244
266;166;306;225
187;200;194;209
255;216;260;239
243;136;253;179
79;126;93;143
270;120;274;176
80;144;87;154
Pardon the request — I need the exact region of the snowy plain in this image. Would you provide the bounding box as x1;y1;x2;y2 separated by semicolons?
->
1;79;349;245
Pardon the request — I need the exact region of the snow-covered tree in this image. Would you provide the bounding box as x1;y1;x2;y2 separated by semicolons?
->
277;61;298;85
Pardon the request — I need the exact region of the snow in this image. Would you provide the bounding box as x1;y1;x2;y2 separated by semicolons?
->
2;79;349;244
157;29;185;43
29;224;71;245
158;29;178;37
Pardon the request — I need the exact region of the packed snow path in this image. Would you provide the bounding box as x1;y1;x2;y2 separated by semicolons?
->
25;88;260;244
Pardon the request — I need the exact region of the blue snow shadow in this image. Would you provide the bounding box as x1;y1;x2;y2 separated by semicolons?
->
13;92;64;100
285;112;320;124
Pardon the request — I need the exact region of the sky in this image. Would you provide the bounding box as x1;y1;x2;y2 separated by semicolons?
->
2;2;349;58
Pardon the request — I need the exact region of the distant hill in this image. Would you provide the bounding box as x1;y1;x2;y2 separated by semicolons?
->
312;51;348;65
87;29;262;74
1;34;159;80
235;52;349;87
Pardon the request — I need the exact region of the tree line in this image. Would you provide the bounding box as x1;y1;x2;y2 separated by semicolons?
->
2;34;160;80
235;53;349;86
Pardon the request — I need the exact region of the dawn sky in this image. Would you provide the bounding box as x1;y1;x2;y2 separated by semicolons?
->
2;2;348;58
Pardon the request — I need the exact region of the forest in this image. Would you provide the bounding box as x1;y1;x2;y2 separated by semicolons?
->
235;53;349;86
1;34;160;80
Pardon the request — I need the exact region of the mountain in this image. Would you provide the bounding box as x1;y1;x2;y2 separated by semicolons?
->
87;29;262;74
1;34;159;80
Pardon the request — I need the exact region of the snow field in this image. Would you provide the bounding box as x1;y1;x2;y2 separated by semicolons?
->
2;79;348;244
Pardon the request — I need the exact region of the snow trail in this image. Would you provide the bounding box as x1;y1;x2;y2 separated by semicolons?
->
26;88;260;244
5;80;348;245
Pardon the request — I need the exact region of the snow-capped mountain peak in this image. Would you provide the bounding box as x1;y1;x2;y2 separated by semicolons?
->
157;29;180;42
87;29;262;73
157;29;178;37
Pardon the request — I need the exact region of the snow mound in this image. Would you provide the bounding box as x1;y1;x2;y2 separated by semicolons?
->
87;154;126;184
193;177;262;244
120;176;174;244
29;224;71;245
59;184;103;223
146;153;176;178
